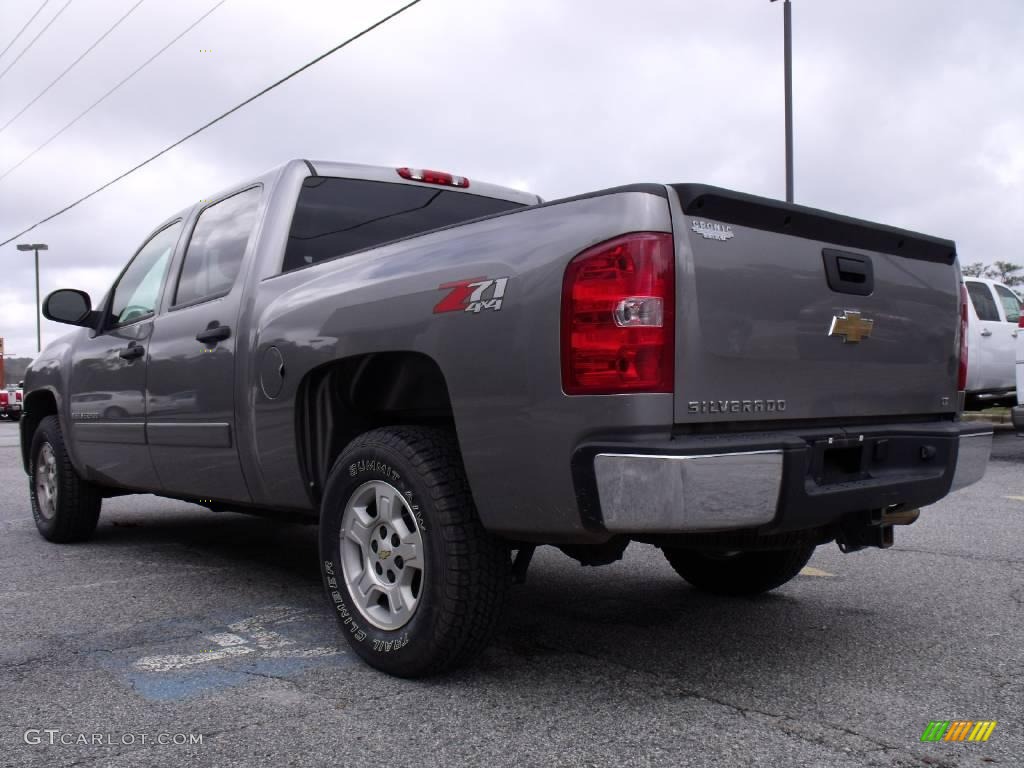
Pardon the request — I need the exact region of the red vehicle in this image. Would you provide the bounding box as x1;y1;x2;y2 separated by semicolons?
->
1;385;23;421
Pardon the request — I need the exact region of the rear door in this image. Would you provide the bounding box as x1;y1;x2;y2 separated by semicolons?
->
965;280;1008;391
69;221;183;488
145;186;262;503
991;283;1021;389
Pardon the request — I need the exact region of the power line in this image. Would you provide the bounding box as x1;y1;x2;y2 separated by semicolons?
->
0;0;52;62
0;0;148;136
0;0;226;184
1;0;425;247
0;0;74;83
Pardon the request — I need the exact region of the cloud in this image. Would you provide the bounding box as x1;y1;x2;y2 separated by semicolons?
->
0;0;1022;357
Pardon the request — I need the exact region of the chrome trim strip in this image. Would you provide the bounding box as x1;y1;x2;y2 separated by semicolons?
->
594;450;783;533
146;422;233;448
74;422;146;444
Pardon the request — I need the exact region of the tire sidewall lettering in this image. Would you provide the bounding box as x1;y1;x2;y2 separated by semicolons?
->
345;459;425;529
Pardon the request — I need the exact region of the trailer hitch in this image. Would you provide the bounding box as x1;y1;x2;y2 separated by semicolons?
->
836;506;920;553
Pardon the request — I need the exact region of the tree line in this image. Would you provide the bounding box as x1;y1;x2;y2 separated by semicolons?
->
961;261;1024;286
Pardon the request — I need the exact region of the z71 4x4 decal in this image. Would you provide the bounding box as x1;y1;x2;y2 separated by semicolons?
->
433;276;509;314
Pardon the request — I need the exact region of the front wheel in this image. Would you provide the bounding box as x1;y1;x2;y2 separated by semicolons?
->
29;415;102;542
318;426;510;677
662;544;815;596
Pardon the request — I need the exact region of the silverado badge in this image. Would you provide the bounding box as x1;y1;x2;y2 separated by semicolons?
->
690;219;734;241
829;310;874;343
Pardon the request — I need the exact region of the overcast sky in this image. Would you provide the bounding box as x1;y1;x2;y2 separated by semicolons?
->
1;0;1022;358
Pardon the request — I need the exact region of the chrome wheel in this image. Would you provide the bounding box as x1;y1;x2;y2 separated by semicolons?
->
35;443;58;521
339;480;425;631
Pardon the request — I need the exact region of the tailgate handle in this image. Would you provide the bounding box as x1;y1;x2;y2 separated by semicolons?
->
823;248;874;296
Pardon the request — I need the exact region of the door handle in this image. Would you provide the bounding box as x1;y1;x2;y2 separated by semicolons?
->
1014;330;1019;338
118;343;145;361
980;328;992;337
196;324;231;344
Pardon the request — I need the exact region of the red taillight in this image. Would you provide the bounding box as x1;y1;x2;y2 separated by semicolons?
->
1018;313;1024;329
561;232;675;395
0;392;7;405
15;391;22;402
958;283;969;391
396;167;469;188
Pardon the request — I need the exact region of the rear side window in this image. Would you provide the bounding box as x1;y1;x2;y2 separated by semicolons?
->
174;187;261;306
282;177;523;273
966;281;1000;322
993;284;1021;323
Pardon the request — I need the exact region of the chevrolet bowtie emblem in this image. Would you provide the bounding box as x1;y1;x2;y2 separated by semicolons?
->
829;310;874;343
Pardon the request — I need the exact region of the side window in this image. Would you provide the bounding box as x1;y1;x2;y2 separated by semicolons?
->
281;177;524;272
174;187;261;306
993;284;1021;323
110;221;183;326
966;281;1001;322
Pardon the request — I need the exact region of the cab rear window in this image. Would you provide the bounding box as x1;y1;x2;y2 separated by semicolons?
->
282;177;523;272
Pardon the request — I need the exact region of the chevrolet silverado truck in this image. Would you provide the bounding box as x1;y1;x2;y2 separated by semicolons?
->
22;160;992;677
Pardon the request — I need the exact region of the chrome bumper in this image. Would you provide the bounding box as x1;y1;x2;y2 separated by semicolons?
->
593;450;783;533
949;430;993;492
593;431;992;533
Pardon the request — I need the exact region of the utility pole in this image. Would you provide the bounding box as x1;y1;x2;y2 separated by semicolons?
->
15;242;48;352
771;0;794;202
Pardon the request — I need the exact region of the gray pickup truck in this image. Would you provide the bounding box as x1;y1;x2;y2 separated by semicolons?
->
22;159;991;676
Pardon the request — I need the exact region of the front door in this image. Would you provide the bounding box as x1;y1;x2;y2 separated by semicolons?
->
965;280;1006;391
69;220;183;489
145;187;261;503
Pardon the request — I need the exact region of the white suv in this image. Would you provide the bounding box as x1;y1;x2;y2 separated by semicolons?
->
963;277;1020;408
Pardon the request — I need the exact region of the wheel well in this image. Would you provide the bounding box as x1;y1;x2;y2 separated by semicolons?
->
21;390;58;473
296;352;455;504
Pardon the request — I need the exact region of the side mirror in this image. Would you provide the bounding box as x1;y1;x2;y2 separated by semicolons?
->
42;289;97;327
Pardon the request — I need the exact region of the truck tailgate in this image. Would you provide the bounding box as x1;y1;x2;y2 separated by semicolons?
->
670;185;961;424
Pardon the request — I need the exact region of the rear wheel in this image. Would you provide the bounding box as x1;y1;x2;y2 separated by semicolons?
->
29;415;102;542
318;426;510;677
662;544;815;596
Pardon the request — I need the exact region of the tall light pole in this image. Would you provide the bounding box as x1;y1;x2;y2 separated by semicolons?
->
16;243;47;352
771;0;794;202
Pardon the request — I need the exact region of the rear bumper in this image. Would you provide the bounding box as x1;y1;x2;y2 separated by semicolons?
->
577;421;992;535
1012;406;1024;433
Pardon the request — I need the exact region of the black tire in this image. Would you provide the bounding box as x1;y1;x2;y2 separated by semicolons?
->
318;426;510;677
29;415;102;543
662;544;815;596
9;412;21;422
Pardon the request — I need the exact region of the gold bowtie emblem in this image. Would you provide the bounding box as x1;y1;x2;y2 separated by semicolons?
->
829;310;874;343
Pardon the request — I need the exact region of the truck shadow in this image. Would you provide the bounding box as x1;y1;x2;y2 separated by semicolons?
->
91;504;323;584
87;504;886;692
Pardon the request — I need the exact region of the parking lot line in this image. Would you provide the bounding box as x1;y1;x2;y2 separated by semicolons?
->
799;566;834;577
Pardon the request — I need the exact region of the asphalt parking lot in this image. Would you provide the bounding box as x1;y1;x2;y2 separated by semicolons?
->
0;419;1020;768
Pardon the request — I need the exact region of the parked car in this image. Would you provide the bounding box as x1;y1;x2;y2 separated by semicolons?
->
21;160;991;677
1013;310;1024;433
963;277;1021;407
1;385;23;420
